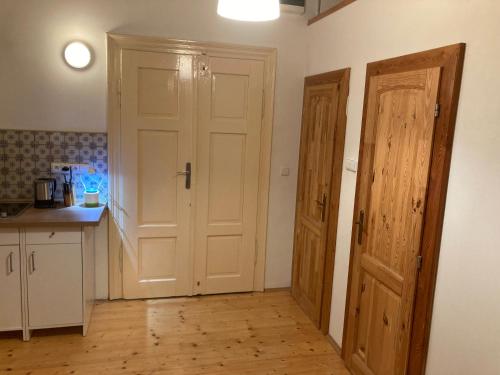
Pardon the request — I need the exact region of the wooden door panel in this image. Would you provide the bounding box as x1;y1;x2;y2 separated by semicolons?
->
121;50;193;298
292;78;342;327
294;220;323;319
345;67;441;375
194;56;264;294
365;281;400;374
354;272;374;361
299;87;334;224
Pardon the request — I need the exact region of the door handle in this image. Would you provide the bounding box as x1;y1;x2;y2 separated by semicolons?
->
315;194;327;222
7;252;14;275
30;251;36;273
355;210;365;245
176;162;191;190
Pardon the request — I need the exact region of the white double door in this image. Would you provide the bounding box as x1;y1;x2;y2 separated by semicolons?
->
120;49;265;298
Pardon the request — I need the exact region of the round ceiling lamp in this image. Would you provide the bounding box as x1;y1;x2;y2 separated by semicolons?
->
217;0;280;22
64;41;92;69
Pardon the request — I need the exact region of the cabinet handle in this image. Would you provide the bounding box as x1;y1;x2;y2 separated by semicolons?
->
7;252;14;274
30;251;36;273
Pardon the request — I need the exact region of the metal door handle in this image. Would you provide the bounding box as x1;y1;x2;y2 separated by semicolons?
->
30;251;36;273
7;252;14;274
355;210;365;245
315;194;327;222
176;162;191;190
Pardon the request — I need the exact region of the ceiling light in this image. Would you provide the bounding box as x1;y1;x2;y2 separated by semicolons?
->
64;41;92;69
217;0;280;22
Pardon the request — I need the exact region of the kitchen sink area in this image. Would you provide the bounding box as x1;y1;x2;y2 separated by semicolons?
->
0;202;32;219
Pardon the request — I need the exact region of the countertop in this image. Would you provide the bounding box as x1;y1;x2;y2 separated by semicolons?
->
0;203;107;227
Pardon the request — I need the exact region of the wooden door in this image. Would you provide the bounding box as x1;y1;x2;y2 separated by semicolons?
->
121;50;194;298
26;244;83;328
0;245;22;331
344;67;442;375
193;56;265;294
292;70;349;331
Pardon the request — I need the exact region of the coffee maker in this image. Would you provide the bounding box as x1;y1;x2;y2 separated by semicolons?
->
34;178;57;208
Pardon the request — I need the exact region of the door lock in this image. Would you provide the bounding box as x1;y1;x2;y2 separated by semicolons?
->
355;210;365;245
315;194;327;222
176;162;191;190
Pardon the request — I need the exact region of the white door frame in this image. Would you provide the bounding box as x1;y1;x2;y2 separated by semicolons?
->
107;33;277;299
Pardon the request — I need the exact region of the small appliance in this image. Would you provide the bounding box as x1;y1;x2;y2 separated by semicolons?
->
34;178;57;208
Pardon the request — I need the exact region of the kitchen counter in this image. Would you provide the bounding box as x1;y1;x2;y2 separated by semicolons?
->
0;203;107;227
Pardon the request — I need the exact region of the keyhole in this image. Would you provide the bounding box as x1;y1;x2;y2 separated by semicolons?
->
383;312;389;326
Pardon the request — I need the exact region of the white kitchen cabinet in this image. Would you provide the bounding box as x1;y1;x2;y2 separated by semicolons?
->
0;244;23;332
26;243;83;328
0;224;98;340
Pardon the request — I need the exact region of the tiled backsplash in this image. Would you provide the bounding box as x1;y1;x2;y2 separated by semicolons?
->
0;129;108;202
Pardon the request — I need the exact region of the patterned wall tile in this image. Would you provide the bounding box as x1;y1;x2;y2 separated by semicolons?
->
0;129;108;202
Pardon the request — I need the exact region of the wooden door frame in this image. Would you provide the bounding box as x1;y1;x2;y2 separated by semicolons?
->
106;33;277;299
292;68;350;334
341;44;465;374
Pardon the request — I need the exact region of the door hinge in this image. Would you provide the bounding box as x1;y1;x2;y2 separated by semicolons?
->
416;255;423;270
434;103;440;118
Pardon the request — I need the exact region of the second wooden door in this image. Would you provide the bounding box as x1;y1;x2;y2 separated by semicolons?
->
292;69;349;331
344;66;441;374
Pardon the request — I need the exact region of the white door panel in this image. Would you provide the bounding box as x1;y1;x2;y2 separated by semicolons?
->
194;57;264;294
121;50;193;298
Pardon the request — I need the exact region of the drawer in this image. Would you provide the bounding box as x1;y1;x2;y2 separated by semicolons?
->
26;227;82;245
0;228;20;245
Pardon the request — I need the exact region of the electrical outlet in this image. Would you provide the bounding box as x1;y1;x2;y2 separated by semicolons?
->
280;167;290;176
51;162;89;174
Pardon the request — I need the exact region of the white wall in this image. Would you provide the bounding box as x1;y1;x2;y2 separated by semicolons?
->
307;0;500;374
0;0;308;289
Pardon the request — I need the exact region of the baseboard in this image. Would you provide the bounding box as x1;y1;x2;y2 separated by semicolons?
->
326;334;342;355
264;287;291;293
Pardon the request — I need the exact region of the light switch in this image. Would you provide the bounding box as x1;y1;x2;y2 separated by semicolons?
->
345;158;358;173
280;167;290;176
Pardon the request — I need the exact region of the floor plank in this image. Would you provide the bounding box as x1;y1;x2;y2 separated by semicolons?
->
0;291;349;374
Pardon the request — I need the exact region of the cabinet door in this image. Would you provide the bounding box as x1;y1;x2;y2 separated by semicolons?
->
26;244;83;328
0;246;22;331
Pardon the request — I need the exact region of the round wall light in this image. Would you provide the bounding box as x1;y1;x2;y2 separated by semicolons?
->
64;41;92;69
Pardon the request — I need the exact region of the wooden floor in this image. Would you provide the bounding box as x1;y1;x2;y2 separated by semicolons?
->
0;291;349;374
